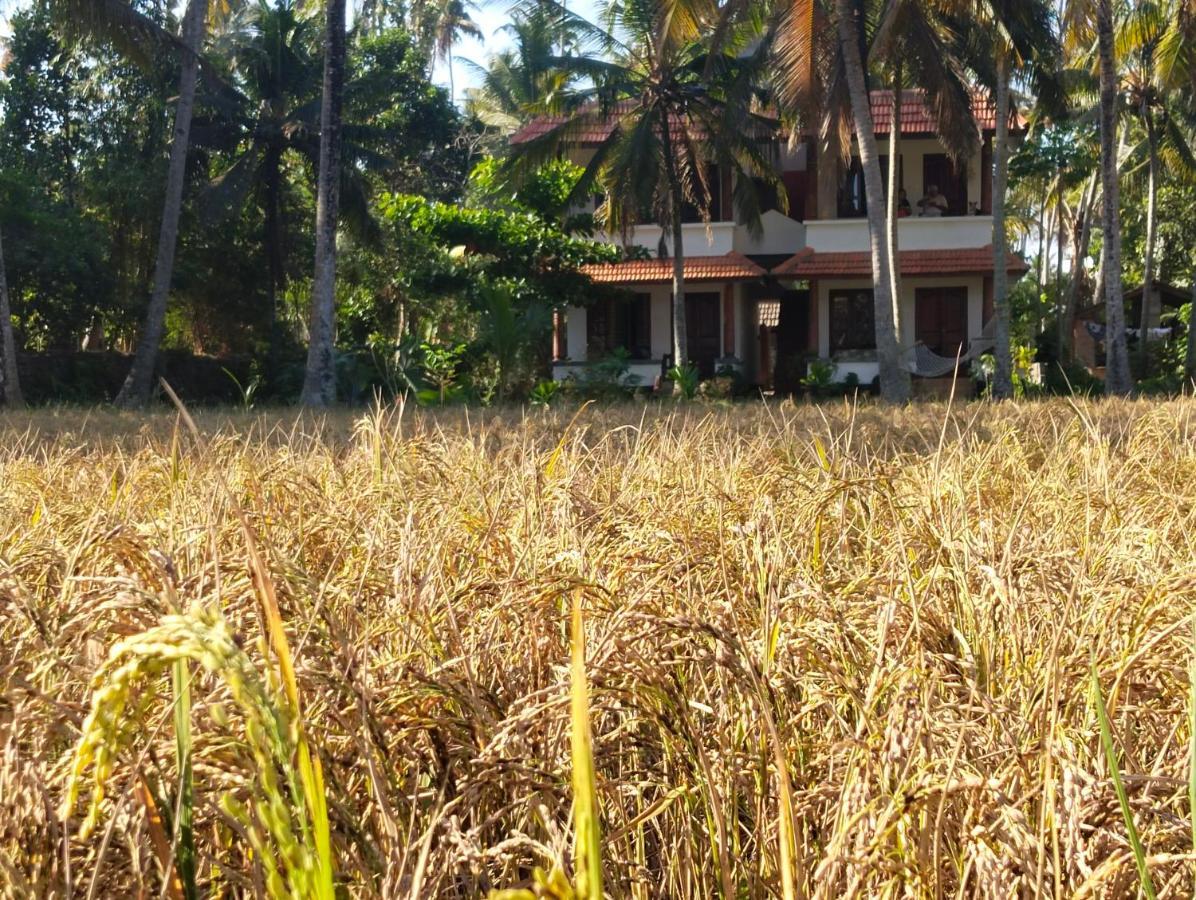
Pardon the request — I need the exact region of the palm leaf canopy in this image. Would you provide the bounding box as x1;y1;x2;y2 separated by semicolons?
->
505;0;784;240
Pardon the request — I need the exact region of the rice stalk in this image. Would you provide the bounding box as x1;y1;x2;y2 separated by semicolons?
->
1092;661;1159;899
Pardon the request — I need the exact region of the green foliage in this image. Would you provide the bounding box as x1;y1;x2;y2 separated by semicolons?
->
566;349;642;399
667;363;700;399
418;342;467;405
468;157;591;227
529;379;561;407
800;360;837;397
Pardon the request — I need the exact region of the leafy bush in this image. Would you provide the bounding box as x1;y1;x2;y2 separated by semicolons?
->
567;350;643;400
416;343;467;406
529;380;561;407
667;364;700;399
800;360;837;397
698;376;736;400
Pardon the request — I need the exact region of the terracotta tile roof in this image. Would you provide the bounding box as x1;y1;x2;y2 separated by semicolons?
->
867;89;1024;134
510;90;1021;147
773;246;1029;278
581;252;766;284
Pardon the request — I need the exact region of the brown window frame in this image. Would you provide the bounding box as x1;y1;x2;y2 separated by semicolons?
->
587;294;653;359
828;289;876;352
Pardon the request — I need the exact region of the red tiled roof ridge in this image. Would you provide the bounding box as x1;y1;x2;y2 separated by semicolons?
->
774;245;1028;277
580;250;766;284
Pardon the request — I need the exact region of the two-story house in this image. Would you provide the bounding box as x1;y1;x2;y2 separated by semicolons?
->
512;90;1030;390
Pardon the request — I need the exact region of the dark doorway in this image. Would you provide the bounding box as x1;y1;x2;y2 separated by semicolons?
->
773;289;810;394
921;154;967;215
685;292;721;376
915;287;968;357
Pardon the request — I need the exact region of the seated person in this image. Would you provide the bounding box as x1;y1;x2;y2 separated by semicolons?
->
918;184;949;217
897;189;912;218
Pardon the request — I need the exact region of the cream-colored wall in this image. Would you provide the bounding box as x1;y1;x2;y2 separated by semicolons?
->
804;216;993;253
815;275;984;357
560;284;736;367
565;305;589;361
815;137;984;216
650;289;673;358
733;286;748;361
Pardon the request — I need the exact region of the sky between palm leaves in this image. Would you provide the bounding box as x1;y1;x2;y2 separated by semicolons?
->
447;0;600;99
0;0;600;103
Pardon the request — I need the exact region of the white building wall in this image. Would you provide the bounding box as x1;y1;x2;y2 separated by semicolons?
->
650;289;673;358
814;275;985;382
565;306;588;362
555;282;748;380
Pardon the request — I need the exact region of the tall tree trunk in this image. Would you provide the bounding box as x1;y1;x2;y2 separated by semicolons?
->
300;0;347;407
886;66;902;329
1186;280;1196;384
1137;104;1159;370
0;226;23;408
1060;172;1097;361
1056;173;1064;306
1039;201;1055;336
837;0;907;403
1037;190;1048;292
992;54;1014;399
113;0;209;408
660;115;688;371
264;148;287;368
1097;0;1132;395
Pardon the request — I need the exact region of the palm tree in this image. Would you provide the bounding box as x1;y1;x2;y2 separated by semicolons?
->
463;6;577;131
869;0;984;354
204;0;321;327
50;0;216;406
299;0;347;406
0;226;23;408
1118;1;1196;365
509;0;783;374
771;0;990;403
417;0;482;102
1064;0;1133;393
1095;0;1134;394
831;0;908;402
111;0;211;407
955;0;1058;398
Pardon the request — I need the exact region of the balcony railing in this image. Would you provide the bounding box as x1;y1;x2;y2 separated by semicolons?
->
804;215;994;253
596;211;807;257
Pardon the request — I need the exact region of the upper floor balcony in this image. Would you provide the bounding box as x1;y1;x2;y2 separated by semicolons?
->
595;210;808;258
804;214;994;254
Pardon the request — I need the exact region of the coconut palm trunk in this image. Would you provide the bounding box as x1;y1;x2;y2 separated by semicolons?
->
836;0;907;403
1060;172;1097;361
661;112;688;370
1097;0;1132;395
1137;103;1159;370
0;226;23;408
113;0;209;408
1186;280;1196;384
670;208;687;369
886;67;901;324
991;55;1013;399
300;0;347;407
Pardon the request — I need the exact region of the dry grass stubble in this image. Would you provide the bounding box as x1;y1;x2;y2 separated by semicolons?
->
2;398;1196;897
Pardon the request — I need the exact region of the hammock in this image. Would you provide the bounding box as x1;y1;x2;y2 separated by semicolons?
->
905;318;997;378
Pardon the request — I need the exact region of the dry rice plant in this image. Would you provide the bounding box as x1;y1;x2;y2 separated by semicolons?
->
3;397;1196;897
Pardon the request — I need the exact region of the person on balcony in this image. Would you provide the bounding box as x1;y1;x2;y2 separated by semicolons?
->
917;184;948;217
897;189;912;218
